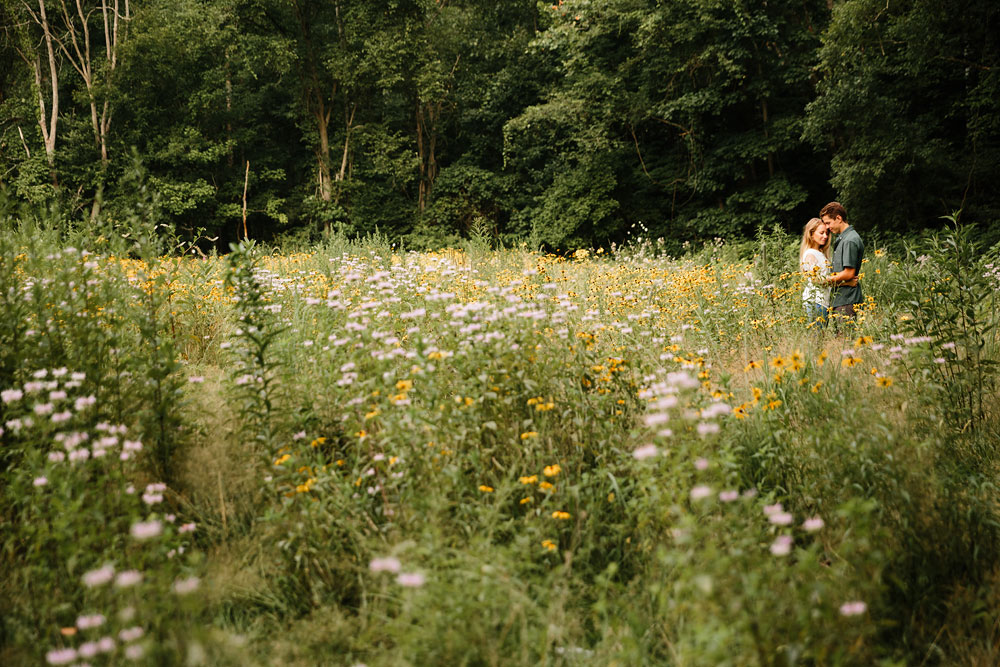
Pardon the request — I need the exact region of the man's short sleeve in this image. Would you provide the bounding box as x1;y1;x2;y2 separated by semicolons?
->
842;238;862;269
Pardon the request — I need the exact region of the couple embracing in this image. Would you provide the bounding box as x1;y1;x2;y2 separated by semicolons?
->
800;202;864;328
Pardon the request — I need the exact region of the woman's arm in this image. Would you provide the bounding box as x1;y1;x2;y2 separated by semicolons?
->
801;252;828;286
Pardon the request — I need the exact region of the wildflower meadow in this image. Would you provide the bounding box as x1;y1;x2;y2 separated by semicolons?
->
2;222;999;665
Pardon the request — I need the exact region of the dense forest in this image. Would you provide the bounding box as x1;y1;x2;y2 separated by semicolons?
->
1;0;998;250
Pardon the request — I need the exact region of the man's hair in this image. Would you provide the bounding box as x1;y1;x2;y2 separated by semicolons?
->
819;201;847;221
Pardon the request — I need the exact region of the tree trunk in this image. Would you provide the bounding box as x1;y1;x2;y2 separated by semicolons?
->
428;102;439;194
36;0;60;180
416;102;426;212
416;101;441;214
316;102;332;202
334;102;355;205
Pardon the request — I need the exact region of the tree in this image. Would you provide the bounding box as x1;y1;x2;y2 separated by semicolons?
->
804;0;1000;234
503;0;830;249
5;0;62;182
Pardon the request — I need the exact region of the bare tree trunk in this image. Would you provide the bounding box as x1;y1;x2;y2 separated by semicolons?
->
241;161;250;240
316;102;332;202
416;101;441;214
416;102;426;213
54;0;98;149
290;0;337;227
428;102;439;193
98;0;128;167
32;0;60;181
334;102;355;204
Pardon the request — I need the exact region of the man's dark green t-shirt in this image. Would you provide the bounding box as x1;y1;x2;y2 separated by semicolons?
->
831;226;864;307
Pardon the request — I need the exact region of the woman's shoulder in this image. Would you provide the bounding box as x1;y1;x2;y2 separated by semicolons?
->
801;248;826;264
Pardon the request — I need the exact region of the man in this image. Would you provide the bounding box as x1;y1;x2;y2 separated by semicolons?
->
821;201;864;321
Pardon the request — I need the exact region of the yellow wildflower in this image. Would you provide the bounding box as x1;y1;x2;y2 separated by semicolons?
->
543;464;561;477
479;485;494;493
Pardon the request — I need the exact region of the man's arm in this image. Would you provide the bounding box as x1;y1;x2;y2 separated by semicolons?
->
828;266;857;285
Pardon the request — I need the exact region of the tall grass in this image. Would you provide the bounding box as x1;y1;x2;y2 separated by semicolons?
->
1;216;998;665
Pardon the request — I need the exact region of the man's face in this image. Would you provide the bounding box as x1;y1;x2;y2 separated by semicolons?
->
822;215;844;233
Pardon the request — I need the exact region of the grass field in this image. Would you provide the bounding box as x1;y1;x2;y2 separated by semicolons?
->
2;226;999;665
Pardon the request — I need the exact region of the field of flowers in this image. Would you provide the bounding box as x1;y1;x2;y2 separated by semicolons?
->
2;224;999;665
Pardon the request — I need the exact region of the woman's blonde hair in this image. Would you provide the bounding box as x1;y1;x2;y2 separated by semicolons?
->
799;217;831;262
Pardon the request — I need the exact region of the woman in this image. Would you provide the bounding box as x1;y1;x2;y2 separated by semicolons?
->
799;217;831;327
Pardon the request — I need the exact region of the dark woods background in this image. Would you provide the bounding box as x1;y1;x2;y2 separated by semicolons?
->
1;0;998;251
